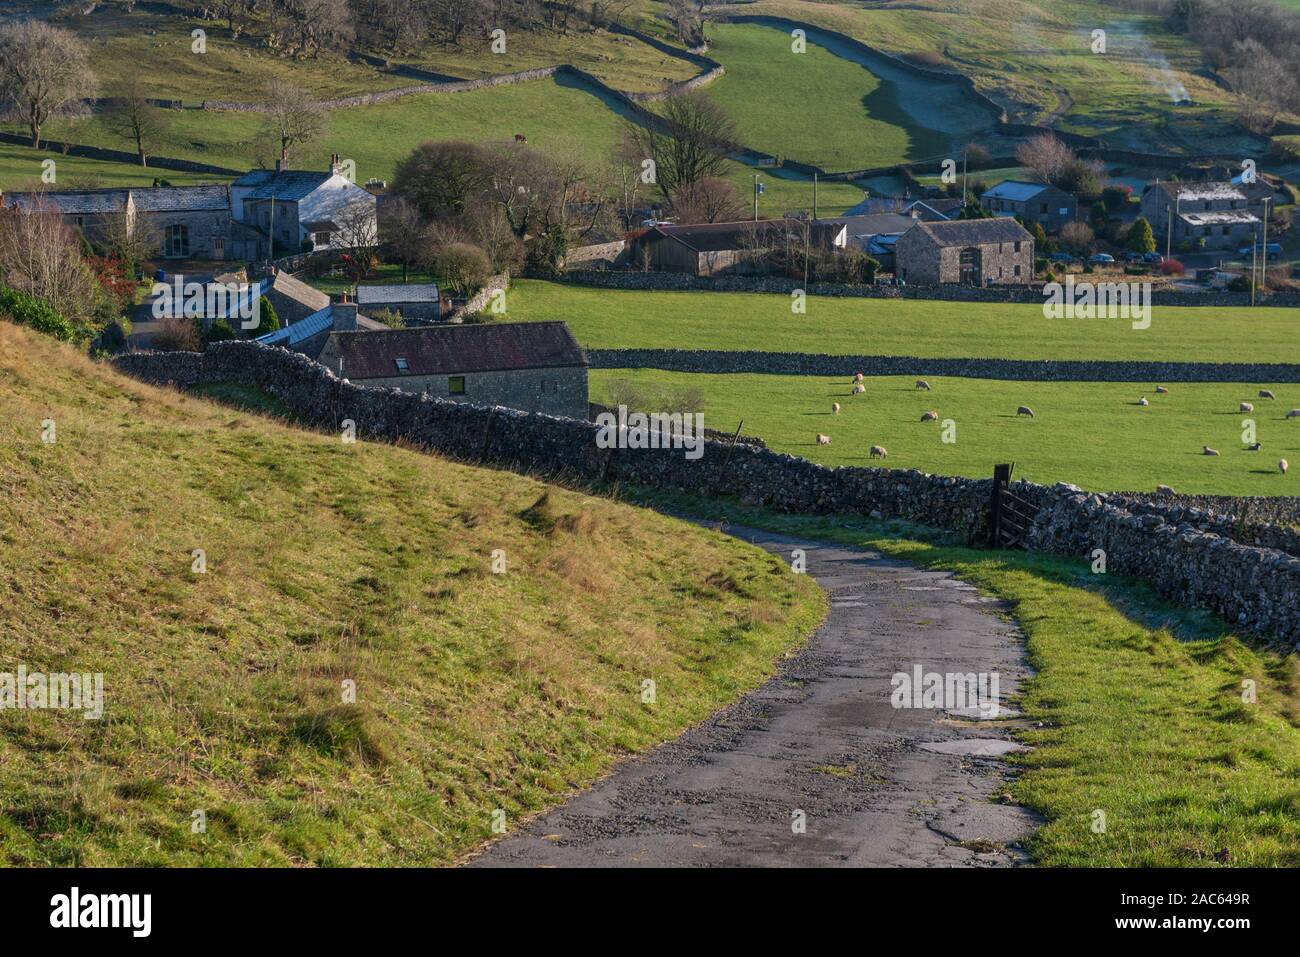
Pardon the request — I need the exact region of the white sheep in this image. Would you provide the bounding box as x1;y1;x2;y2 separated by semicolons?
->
920;410;939;422
852;384;866;395
1259;389;1276;400
915;379;931;391
853;372;865;383
1138;397;1149;406
1240;402;1255;413
1017;406;1035;418
1156;484;1176;496
832;402;841;415
1204;446;1220;456
869;445;888;459
1155;385;1169;394
1282;459;1290;475
816;433;832;446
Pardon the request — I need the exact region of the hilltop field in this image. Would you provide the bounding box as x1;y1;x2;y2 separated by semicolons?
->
1;0;1278;207
0;320;824;865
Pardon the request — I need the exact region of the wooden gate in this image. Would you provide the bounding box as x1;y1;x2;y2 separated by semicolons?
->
989;463;1033;550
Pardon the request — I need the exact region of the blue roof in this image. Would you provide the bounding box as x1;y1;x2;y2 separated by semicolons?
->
256;304;334;346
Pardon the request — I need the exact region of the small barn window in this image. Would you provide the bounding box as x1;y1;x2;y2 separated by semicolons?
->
394;357;409;373
313;231;331;248
448;376;465;395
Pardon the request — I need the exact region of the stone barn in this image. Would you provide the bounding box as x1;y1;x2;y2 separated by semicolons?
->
894;218;1034;285
318;321;589;419
355;282;441;323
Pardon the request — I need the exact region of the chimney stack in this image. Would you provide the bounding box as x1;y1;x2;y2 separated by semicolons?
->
332;301;358;332
276;148;288;173
330;152;341;175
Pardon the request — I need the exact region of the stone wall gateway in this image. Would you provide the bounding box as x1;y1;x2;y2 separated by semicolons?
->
111;341;1300;642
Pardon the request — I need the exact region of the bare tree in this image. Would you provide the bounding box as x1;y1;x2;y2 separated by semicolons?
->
1016;133;1075;187
391;140;492;220
627;91;738;205
334;200;380;282
673;176;744;224
0;22;97;149
259;80;325;165
102;77;170;167
0;197;99;320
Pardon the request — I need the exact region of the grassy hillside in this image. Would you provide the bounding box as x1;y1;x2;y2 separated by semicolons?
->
736;0;1249;154
701;22;951;172
592;370;1300;496
506;280;1300;365
632;491;1300;867
0;320;824;865
0;144;221;191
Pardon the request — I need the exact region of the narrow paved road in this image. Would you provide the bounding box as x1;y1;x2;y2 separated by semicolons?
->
470;525;1040;867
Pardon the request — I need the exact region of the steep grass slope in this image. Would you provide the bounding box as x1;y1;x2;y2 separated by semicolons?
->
0;321;823;865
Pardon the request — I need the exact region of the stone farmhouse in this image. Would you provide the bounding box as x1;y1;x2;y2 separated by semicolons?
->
981;181;1078;234
1139;180;1266;251
894;218;1035;285
231;154;377;259
318;321;589;420
1;153;377;263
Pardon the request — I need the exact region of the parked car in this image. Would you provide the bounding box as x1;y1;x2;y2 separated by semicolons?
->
1142;252;1163;264
1088;253;1115;264
1121;251;1144;263
1236;242;1283;258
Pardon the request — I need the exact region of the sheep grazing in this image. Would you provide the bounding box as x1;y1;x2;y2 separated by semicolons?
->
1248;442;1262;451
832;402;841;415
1281;458;1290;475
853;372;865;383
816;433;832;446
1138;397;1149;407
1156;484;1176;496
1204;446;1220;456
869;445;888;459
1240;402;1255;413
1155;385;1169;394
920;410;939;422
915;379;932;391
1259;389;1276;400
852;384;866;395
1017;406;1035;418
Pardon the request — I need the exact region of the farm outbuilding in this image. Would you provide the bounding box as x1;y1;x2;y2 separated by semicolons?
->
894;218;1035;286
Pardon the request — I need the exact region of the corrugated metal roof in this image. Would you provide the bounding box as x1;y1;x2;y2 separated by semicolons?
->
328;321;586;379
356;283;440;304
257;304;334;346
982;181;1048;203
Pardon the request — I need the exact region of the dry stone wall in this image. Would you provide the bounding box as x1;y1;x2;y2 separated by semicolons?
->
586;348;1300;384
111;341;1300;642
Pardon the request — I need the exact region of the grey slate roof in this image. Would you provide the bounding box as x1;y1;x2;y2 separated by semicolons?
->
356;283;440;305
910;217;1032;247
3;185;229;215
235;170;333;201
328;321;586;379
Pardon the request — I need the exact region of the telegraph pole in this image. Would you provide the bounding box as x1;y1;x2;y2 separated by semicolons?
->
813;172;818;221
753;173;759;221
1260;196;1271;294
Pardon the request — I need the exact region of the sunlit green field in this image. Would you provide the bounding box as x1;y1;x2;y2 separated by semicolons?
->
591;369;1300;495
508;280;1300;364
